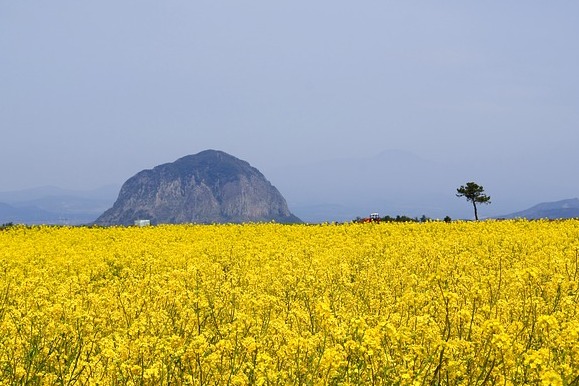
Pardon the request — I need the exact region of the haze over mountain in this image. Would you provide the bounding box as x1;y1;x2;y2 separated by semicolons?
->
0;185;118;225
266;150;447;222
264;149;576;222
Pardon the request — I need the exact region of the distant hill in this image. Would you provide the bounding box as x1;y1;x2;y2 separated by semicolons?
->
0;185;118;225
94;150;301;225
498;198;579;219
0;185;118;203
0;202;50;224
0;202;99;225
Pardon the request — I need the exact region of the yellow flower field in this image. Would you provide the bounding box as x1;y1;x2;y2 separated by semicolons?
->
1;220;578;385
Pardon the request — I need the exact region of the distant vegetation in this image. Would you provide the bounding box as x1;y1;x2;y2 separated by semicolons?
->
355;214;445;223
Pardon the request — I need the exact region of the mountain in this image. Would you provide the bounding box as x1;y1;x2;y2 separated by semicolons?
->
0;202;98;225
0;185;118;203
0;202;50;224
94;150;301;225
498;198;579;219
0;185;118;225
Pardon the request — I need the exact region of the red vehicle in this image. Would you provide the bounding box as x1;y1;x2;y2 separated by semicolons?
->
361;213;381;223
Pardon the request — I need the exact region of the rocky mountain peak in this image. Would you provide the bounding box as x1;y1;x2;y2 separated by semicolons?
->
94;150;301;225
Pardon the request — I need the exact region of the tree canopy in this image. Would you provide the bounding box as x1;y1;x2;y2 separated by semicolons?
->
456;182;491;220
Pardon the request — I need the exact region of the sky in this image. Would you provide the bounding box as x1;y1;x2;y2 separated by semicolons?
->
1;1;578;216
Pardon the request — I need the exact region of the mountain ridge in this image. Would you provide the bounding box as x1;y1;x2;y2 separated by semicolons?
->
497;198;579;220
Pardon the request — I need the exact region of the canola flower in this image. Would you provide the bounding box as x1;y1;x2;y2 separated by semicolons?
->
0;220;578;385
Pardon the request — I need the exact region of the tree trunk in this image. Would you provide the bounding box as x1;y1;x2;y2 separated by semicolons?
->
473;201;479;221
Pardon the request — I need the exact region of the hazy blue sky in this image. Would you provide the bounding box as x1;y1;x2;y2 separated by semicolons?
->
1;1;578;213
